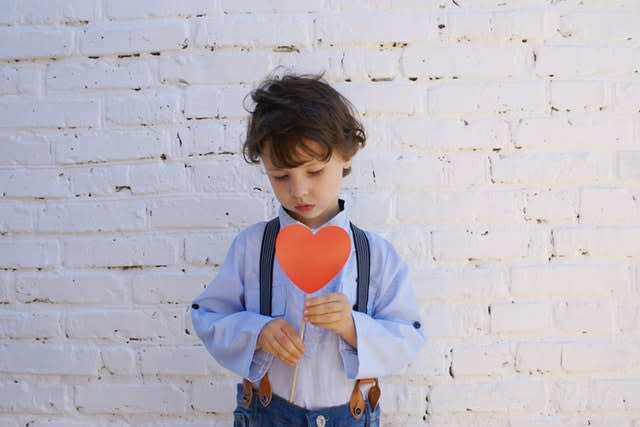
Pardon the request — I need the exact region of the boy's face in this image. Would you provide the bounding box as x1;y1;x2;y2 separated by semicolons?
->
261;139;351;229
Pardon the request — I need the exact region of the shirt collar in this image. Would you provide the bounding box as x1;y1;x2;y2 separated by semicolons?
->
277;199;350;232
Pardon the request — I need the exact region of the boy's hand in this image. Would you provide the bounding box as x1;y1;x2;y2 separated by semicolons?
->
257;318;305;366
304;293;357;348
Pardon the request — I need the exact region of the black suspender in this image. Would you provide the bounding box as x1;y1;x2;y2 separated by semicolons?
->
349;222;370;314
258;218;371;316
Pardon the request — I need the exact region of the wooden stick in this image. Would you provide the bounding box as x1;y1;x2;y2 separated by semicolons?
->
289;294;310;402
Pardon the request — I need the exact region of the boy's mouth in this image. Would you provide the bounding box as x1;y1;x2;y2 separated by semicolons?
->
295;204;314;212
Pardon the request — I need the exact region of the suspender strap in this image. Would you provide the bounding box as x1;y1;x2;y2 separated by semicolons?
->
259;217;280;316
258;218;370;315
349;222;370;314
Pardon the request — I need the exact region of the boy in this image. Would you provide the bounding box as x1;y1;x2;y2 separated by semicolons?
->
191;73;425;426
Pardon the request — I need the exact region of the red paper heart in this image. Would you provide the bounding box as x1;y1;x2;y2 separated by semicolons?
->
275;224;351;294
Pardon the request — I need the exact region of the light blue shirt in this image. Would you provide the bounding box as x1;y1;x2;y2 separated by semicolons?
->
191;202;425;409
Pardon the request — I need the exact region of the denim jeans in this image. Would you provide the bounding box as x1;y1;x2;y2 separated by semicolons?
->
233;384;381;427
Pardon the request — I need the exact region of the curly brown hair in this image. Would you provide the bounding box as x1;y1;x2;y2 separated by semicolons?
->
242;73;366;176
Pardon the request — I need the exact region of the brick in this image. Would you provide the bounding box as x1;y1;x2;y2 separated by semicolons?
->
105;90;181;126
75;384;187;414
0;96;99;129
552;379;590;412
516;342;562;374
0;239;61;268
342;49;401;82
65;164;129;197
429;380;547;412
510;264;631;300
315;12;433;45
550;80;606;112
132;270;210;304
536;46;635;78
46;59;152;91
381;382;428;415
618;303;640;333
0;310;61;338
580;187;640;224
220;0;325;13
557;11;640;43
412;265;508;302
553;226;640;258
190;157;269;193
184;85;250;119
618;151;640;180
63;236;180;268
438;10;545;43
0;382;69;414
614;82;640;111
336;81;425;115
432;228;548;263
346;191;394;228
80;21;189;56
0;27;73;59
491;152;612;185
101;346;136;376
0;343;100;375
127;162;188;195
0;272;12;303
0;63;42;95
0;132;51;165
428;80;548;115
589;379;640;410
554;301;614;335
140;346;215;375
148;196;266;229
0;0;100;24
159;52;274;86
52;128;169;164
0;168;71;198
403;45;531;79
194;15;313;48
192;378;237;413
16;271;127;304
397;190;522;225
106;0;215;19
451;343;514;377
403;339;450;377
65;163;186;197
524;189;578;224
515;114;634;148
38;199;147;233
66;309;183;342
420;303;489;338
370;155;446;190
0;201;36;232
184;232;236;267
562;341;639;373
178;121;226;157
490;302;552;335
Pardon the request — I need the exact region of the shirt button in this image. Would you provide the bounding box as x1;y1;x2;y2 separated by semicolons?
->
191;304;199;310
316;415;326;427
413;321;421;329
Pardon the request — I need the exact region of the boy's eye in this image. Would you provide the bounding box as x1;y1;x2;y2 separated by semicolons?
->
309;169;324;176
272;174;288;181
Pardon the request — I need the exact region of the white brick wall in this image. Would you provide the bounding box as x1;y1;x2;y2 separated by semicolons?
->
0;1;639;426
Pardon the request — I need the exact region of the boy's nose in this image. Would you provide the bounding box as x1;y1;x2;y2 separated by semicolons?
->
289;178;308;198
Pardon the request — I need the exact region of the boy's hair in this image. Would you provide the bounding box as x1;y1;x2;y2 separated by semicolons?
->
243;73;366;176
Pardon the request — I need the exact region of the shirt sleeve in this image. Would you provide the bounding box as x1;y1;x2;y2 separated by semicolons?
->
190;229;274;382
339;234;426;379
